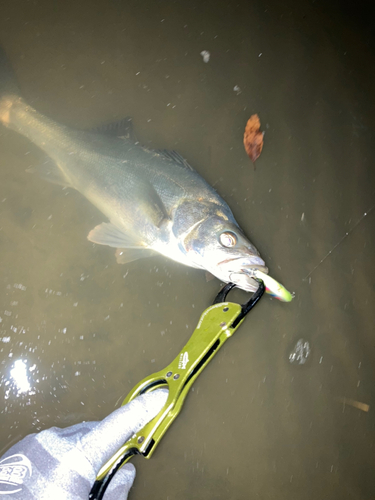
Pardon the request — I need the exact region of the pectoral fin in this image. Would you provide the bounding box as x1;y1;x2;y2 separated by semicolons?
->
141;182;171;228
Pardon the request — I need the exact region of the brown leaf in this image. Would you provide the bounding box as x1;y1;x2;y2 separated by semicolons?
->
243;114;264;165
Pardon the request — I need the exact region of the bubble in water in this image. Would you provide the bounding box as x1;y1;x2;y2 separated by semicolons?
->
289;339;311;365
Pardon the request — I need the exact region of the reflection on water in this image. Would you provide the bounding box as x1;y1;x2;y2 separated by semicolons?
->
0;0;375;499
8;359;34;396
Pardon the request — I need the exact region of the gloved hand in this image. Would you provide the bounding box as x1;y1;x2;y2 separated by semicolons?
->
0;389;168;500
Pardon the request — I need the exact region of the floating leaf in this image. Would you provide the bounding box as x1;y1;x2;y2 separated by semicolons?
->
243;114;264;165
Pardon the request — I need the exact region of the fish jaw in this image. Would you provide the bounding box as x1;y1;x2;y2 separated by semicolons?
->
216;257;269;292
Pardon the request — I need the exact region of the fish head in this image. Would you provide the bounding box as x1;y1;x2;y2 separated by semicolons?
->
183;215;268;292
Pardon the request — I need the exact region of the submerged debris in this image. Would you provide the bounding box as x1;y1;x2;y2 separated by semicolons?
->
335;397;369;412
200;50;210;63
243;114;264;165
289;339;311;365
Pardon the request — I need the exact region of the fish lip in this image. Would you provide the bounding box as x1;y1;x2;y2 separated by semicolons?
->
217;256;267;275
217;255;265;267
241;264;269;275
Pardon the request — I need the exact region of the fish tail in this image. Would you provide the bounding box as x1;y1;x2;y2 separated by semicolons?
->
0;47;21;126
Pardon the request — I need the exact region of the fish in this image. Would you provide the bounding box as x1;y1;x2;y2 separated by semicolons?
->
0;48;292;300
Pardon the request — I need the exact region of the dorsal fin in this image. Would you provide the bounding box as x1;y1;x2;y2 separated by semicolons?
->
91;117;138;142
153;149;195;171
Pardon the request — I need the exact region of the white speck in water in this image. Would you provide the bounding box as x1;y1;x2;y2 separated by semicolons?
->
2;337;10;343
258;53;262;57
47;214;52;220
233;85;242;95
73;302;78;307
301;212;305;221
151;359;155;363
319;356;323;364
104;315;110;321
75;371;81;376
14;284;27;291
200;50;210;63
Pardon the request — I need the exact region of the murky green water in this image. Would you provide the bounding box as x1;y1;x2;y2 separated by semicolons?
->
1;1;374;498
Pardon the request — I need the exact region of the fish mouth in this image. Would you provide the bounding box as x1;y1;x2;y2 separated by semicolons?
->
217;256;269;292
240;263;269;276
218;255;267;273
229;271;267;292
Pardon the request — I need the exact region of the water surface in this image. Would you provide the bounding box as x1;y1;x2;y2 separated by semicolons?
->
0;1;374;498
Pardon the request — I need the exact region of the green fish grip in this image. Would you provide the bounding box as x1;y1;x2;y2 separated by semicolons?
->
89;281;264;500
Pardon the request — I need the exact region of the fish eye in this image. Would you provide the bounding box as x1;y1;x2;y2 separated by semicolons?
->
219;231;237;248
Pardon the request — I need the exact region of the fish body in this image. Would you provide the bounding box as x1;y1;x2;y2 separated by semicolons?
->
0;49;292;298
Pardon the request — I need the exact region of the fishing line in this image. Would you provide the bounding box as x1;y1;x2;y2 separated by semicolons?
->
303;202;375;281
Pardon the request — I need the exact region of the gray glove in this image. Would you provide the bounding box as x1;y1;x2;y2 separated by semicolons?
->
0;389;168;500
